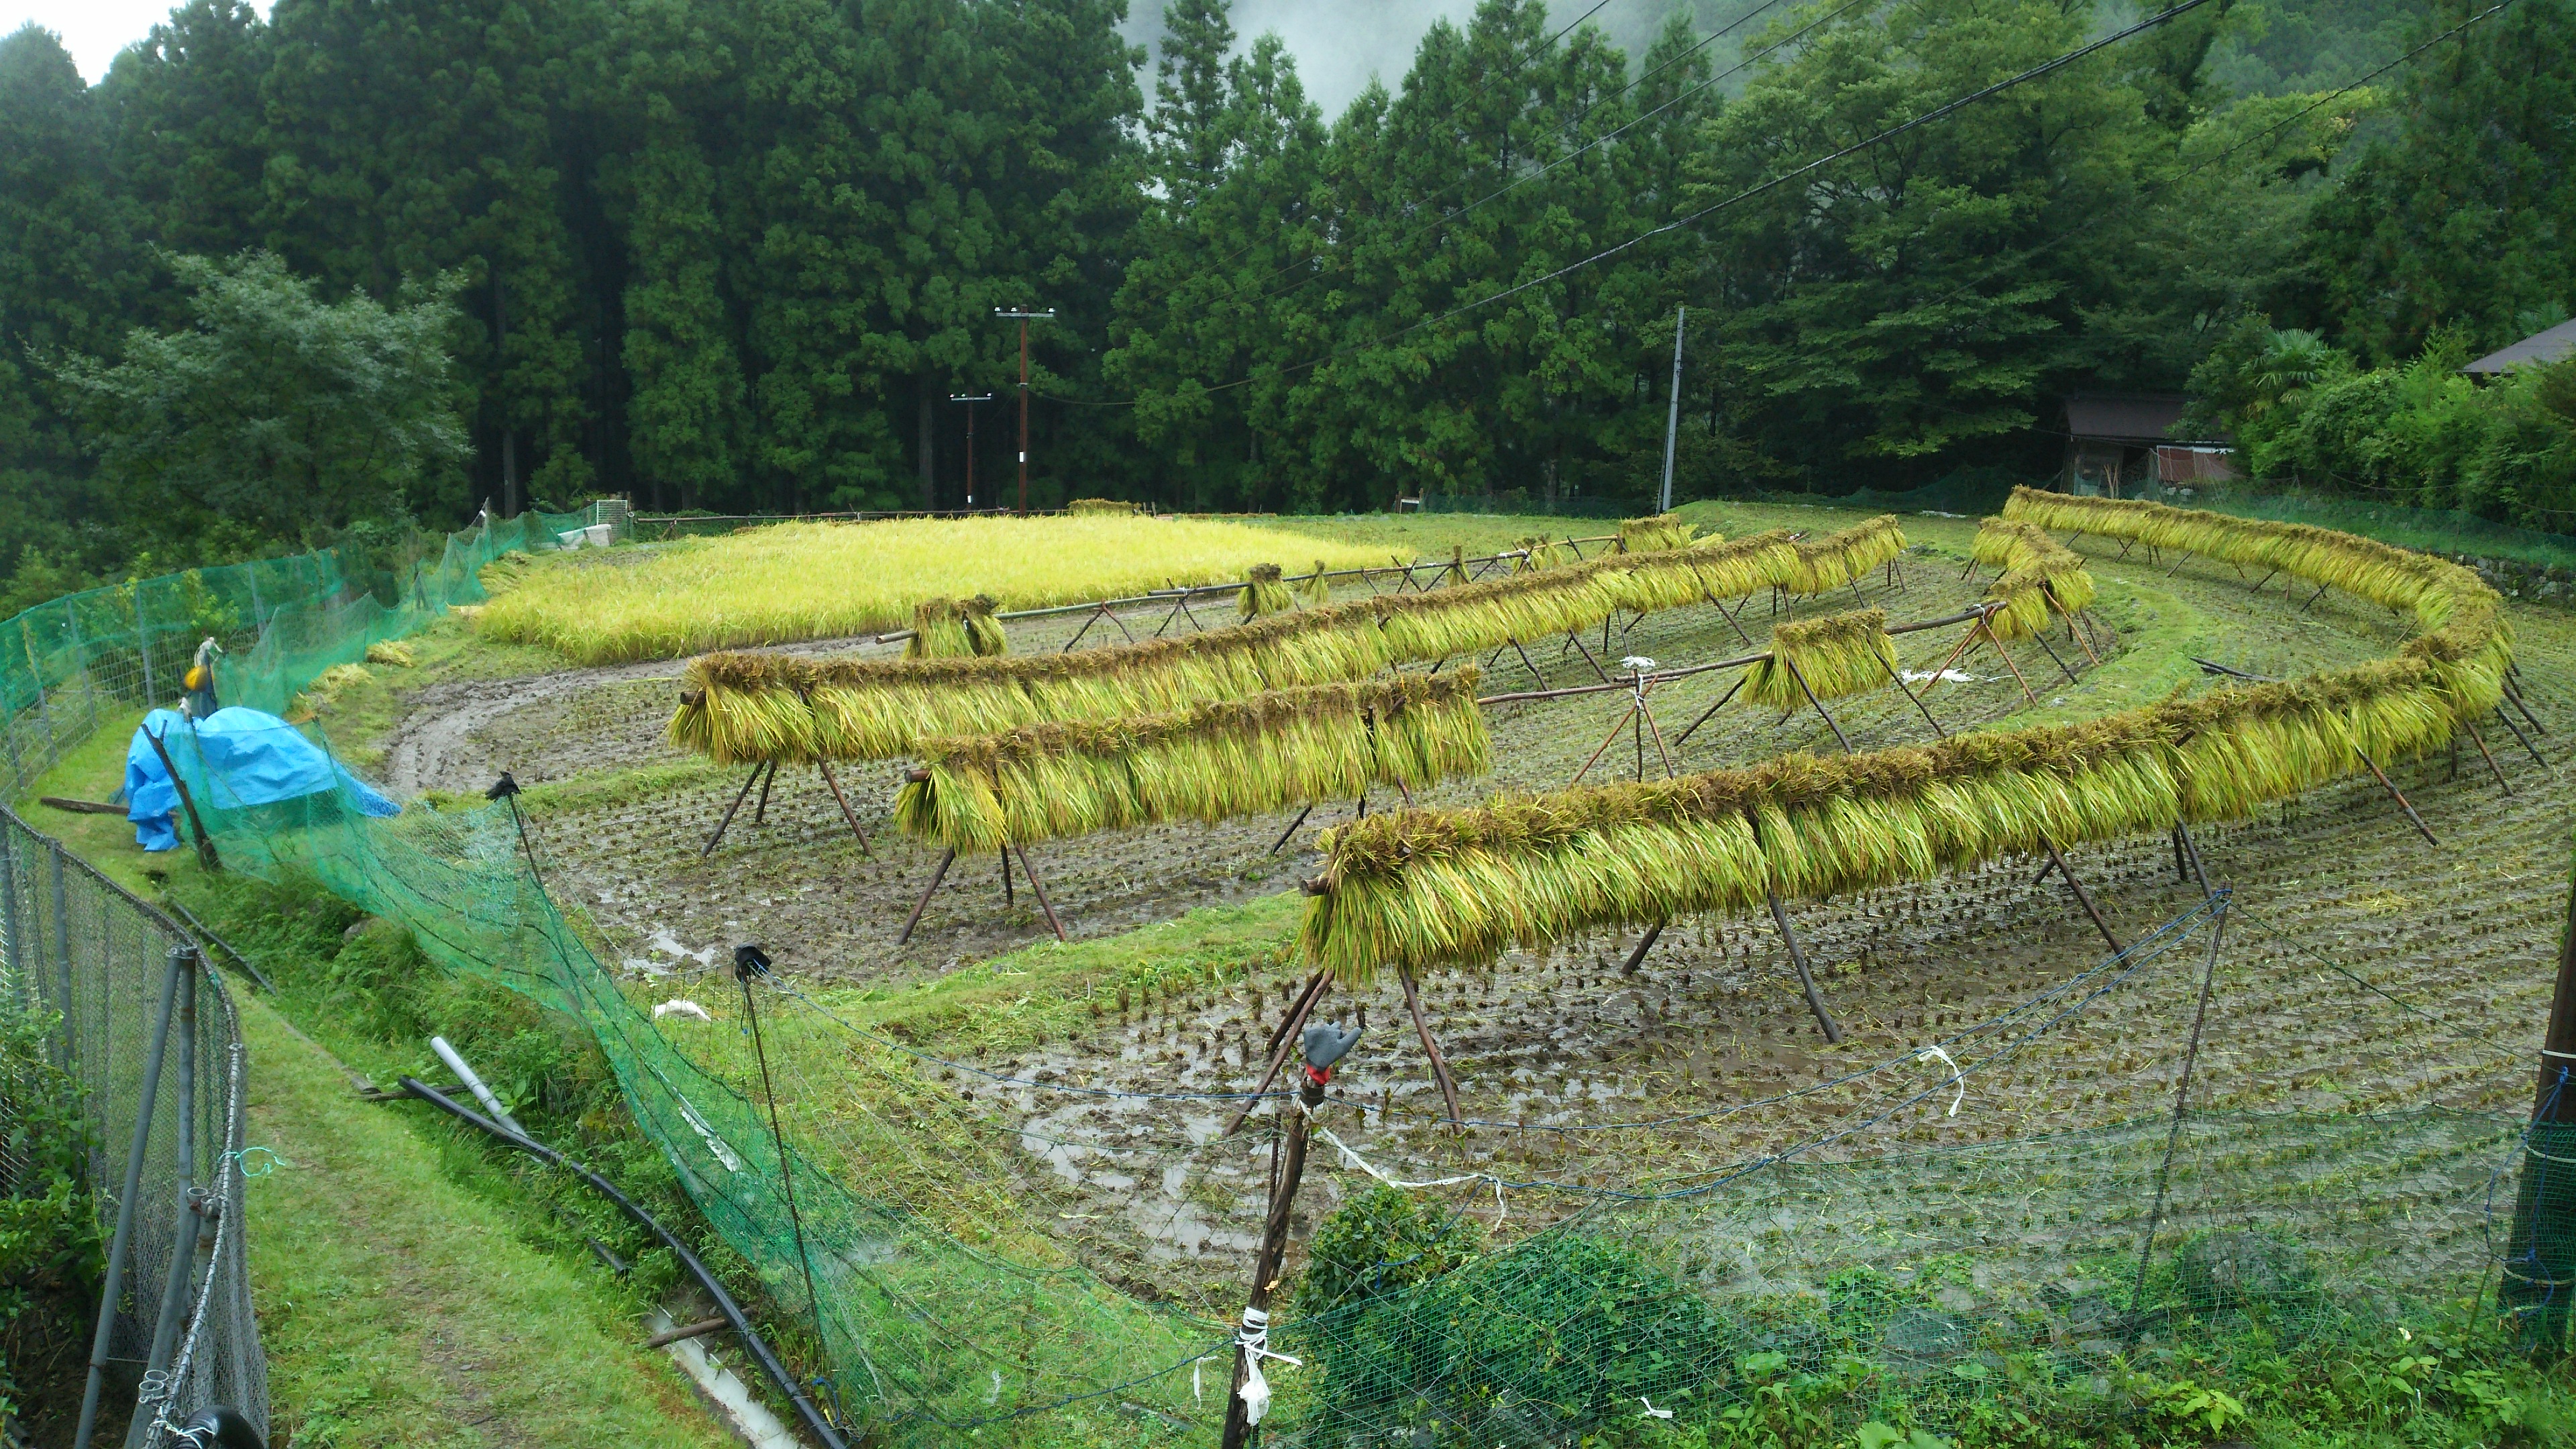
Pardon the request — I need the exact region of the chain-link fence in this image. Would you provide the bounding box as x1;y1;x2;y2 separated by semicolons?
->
1;802;266;1445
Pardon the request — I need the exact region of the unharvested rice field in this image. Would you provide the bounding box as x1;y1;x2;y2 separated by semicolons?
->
359;500;2563;1330
473;513;1393;663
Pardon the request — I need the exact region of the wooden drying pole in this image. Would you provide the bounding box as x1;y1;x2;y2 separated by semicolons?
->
702;759;873;857
892;777;1071;946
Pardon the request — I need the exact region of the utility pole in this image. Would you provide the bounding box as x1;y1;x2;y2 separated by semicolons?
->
2505;828;2576;1352
1658;307;1687;515
995;307;1054;515
950;393;994;510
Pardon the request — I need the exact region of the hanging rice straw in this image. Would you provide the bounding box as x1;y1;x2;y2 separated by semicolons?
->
1779;515;1907;595
1240;565;1295;620
1740;610;1898;708
1619;513;1697;553
1299;498;2512;983
1297;560;1332;605
1067;498;1138;515
894;672;1489;852
1511;536;1570;573
669;520;1907;761
1972;521;2095;640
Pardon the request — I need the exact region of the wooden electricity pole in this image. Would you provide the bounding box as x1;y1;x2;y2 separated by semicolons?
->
994;308;1053;515
2504;830;2576;1351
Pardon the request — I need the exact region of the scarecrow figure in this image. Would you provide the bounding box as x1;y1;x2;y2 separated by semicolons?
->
180;637;222;719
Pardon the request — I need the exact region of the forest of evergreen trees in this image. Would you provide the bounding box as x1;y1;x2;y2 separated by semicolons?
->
2;0;2572;608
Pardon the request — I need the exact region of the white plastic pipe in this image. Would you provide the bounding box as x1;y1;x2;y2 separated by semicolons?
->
430;1036;527;1139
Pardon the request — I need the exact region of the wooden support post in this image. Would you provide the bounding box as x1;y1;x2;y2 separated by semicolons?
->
1014;845;1066;942
751;759;778;825
1220;1071;1324;1449
1785;657;1854;753
1000;847;1013;906
1982;623;2041;706
2300;581;2330;612
1767;890;1841;1043
1566;628;1614;684
140;725;220;871
2042;838;2124;957
1061;603;1108;652
1511;639;1548;686
1224;975;1329;1138
1671;674;1746;749
2464;720;2514;794
814;761;873;857
1874;650;1948;739
2504;678;2548;737
1640;696;1678;780
1571;702;1642;786
1269;804;1316;855
2494;706;2546;767
1619;922;1664;975
2349;749;2438;845
896;848;957;946
1401;969;1464;1128
2027;624;2081;686
703;763;767;857
2249;569;2277;594
1710;593;1754;647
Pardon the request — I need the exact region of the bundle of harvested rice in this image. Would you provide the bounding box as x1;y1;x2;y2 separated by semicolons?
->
1297;560;1332;604
1972;521;2096;639
1300;500;2511;981
1240;564;1295;620
1067;498;1138;515
1511;536;1572;572
905;596;1009;659
893;672;1489;852
1778;515;1907;595
1741;609;1898;708
1619;513;1697;553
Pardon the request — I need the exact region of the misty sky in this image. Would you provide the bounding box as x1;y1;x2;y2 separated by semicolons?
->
19;0;1724;106
1122;1;1746;119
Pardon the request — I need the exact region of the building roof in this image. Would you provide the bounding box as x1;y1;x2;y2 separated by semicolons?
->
2063;394;2191;443
2463;318;2576;375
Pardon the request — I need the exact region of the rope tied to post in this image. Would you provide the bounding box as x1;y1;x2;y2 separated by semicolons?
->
1231;1306;1301;1425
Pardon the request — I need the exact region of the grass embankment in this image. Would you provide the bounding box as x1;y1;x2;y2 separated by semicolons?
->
16;743;761;1449
476;514;1393;664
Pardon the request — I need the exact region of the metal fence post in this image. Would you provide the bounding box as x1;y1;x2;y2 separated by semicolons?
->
73;942;186;1449
52;841;74;1067
0;820;23;1001
137;584;157;708
130;958;199;1448
66;603;97;736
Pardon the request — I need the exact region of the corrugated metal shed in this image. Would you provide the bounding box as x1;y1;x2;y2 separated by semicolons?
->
2463;319;2576;375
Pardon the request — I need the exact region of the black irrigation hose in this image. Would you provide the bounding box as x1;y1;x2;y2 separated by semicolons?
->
398;1078;849;1449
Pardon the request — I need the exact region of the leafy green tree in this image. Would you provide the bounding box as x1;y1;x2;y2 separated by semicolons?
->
100;0;271;264
0;23;142;593
2312;0;2576;361
54;251;470;539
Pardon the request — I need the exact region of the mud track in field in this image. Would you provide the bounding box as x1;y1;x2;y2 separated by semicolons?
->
374;517;2568;1323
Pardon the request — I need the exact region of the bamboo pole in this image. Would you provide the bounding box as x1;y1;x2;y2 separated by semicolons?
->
1220;1073;1325;1449
2464;720;2514;794
814;761;873;857
703;762;764;857
1224;975;1328;1138
1767;890;1841;1043
1015;845;1067;942
2041;838;2124;956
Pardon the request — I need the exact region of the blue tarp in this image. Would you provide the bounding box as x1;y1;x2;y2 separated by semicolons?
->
126;708;398;851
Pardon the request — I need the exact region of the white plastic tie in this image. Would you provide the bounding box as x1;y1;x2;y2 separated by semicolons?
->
1639;1395;1674;1419
1916;1044;1964;1117
1232;1306;1303;1425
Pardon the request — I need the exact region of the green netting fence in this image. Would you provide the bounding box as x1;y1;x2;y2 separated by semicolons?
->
0;503;609;798
8;499;2568;1446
